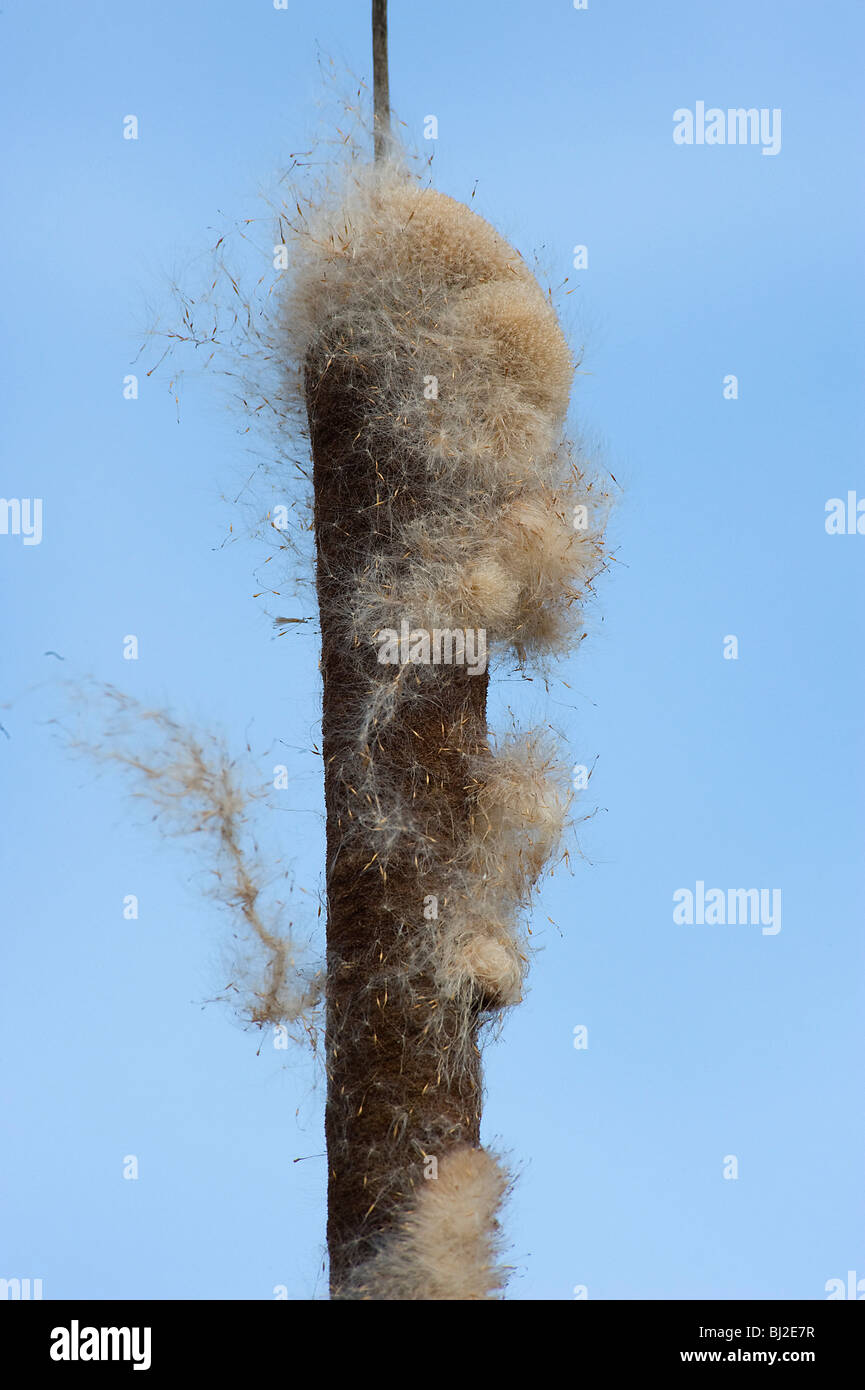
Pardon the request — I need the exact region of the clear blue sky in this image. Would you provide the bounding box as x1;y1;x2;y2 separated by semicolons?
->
2;0;862;1300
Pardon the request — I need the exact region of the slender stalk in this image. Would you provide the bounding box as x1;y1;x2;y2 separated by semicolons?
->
372;0;390;162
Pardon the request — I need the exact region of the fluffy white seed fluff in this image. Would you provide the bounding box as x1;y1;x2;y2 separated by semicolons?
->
339;1146;510;1300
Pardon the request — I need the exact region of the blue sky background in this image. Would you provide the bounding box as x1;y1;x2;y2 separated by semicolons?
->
1;0;862;1300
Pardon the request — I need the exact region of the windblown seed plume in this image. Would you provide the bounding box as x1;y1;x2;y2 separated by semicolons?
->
67;683;322;1039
